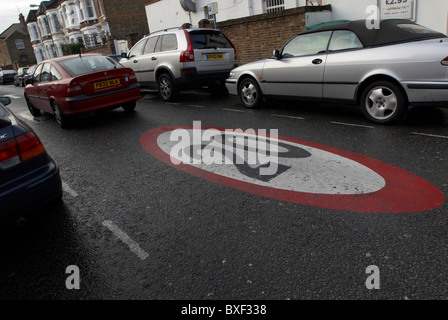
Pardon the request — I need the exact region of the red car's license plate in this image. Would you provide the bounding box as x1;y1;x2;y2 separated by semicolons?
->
94;78;120;89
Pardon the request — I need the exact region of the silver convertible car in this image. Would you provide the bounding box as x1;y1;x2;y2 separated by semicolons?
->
225;19;448;124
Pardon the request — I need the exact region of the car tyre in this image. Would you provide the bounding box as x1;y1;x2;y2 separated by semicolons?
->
51;101;69;128
361;81;408;124
158;73;179;102
122;101;136;112
25;95;41;117
239;77;263;108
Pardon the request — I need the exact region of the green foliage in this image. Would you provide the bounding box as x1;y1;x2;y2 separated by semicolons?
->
61;43;85;55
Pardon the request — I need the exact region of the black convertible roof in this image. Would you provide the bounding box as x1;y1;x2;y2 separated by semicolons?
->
301;19;447;47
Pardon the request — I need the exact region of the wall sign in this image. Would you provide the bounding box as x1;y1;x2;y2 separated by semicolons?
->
379;0;416;20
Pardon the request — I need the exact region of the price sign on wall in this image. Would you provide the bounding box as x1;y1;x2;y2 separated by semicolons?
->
379;0;416;20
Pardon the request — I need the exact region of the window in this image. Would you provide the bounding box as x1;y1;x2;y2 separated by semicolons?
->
50;65;62;81
15;39;25;50
189;31;232;49
85;0;95;18
143;36;159;54
129;39;147;58
97;0;105;17
265;0;284;13
397;24;436;34
58;56;122;76
43;17;51;35
52;14;61;33
41;63;52;82
282;31;332;58
328;30;363;52
33;64;43;82
160;34;177;52
32;25;39;40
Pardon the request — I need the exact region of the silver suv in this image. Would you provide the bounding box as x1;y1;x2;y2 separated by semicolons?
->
120;28;237;101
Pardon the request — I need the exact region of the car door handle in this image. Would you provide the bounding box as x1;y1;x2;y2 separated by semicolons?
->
133;60;138;63
312;59;323;65
151;57;157;61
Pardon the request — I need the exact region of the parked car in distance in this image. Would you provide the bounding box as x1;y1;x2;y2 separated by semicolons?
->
120;28;237;101
0;96;62;226
24;54;141;128
22;65;37;86
0;70;17;85
226;19;448;124
14;67;29;87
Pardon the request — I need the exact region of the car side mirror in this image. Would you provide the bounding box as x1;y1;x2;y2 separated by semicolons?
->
0;97;11;106
25;78;33;85
121;52;128;59
273;49;281;59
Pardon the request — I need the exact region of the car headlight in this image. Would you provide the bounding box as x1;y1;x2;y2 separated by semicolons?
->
229;72;236;79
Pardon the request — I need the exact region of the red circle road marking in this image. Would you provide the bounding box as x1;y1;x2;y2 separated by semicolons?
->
140;126;445;213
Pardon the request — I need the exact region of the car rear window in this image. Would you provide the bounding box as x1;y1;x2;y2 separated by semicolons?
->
58;55;123;76
189;31;233;49
397;24;437;34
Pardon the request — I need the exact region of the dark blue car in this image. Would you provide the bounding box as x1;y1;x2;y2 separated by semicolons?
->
0;97;62;225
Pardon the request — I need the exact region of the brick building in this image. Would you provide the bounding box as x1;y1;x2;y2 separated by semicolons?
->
0;15;37;71
26;0;150;63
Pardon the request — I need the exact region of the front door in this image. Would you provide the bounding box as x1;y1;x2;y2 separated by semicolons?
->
261;31;332;99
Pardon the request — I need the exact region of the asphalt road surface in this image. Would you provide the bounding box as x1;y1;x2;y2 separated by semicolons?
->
1;83;448;301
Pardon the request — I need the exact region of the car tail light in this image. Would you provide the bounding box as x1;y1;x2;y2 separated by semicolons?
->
0;139;20;169
442;57;448;66
66;80;83;97
16;132;45;162
0;132;44;169
129;74;137;84
180;30;195;63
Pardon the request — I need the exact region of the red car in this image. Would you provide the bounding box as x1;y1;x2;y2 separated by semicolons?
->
24;54;140;128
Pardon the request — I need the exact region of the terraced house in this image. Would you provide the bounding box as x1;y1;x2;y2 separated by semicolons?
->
26;0;149;63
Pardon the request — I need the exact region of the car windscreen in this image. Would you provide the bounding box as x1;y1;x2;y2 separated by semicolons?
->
58;56;123;76
189;31;233;49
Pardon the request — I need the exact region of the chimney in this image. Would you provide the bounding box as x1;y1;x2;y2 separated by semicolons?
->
19;13;26;27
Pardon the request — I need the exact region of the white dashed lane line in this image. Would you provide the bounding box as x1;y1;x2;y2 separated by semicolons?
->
188;105;206;108
62;180;79;198
102;220;149;260
272;114;305;120
222;108;244;113
330;121;375;129
412;132;448;139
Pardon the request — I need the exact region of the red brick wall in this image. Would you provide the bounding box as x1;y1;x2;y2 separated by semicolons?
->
217;5;331;66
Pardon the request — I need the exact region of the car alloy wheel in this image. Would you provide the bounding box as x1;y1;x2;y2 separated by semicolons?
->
51;101;68;128
25;96;41;117
158;73;178;102
239;78;262;108
361;81;407;124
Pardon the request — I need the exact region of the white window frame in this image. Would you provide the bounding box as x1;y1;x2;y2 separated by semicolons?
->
264;0;285;13
15;39;25;50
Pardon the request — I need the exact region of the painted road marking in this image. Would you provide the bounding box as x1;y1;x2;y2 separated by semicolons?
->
331;121;375;129
165;102;179;105
189;105;206;108
412;132;448;139
62;180;79;198
222;108;244;113
140;126;445;213
17;112;38;122
102;220;149;260
272;114;305;120
4;94;21;100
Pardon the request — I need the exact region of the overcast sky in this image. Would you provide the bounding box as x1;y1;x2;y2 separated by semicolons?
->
0;0;40;34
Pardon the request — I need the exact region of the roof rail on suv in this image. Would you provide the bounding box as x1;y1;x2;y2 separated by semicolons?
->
149;27;184;35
